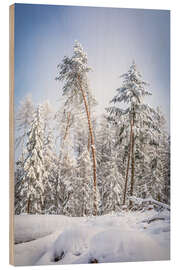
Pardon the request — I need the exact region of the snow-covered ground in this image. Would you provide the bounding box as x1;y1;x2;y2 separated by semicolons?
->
14;210;170;266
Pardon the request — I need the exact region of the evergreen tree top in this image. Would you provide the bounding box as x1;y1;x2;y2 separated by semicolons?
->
111;61;151;106
56;41;97;109
56;41;92;88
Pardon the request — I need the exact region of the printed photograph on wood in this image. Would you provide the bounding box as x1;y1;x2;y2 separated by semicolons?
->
11;3;170;266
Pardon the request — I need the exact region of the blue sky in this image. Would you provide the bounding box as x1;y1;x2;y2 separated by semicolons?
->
14;4;170;130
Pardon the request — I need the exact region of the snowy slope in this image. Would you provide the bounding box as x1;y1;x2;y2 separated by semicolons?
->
14;210;170;266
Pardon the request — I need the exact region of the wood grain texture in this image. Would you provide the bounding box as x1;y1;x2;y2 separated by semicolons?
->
9;4;15;265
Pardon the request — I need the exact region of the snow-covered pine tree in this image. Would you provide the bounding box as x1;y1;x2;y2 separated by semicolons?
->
58;149;77;216
96;115;124;214
157;108;170;204
107;64;170;208
38;101;60;214
56;41;98;215
107;61;155;207
106;112;132;206
146;108;170;204
72;105;88;157
163;136;170;204
96;115;115;212
76;149;94;216
102;155;123;214
54;103;79;215
43;131;59;214
15;95;34;151
15;148;27;214
118;105;170;208
15;105;45;214
54;106;71;159
41;100;54;133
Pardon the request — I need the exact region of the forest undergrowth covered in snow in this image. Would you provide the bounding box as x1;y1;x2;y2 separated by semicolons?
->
14;41;170;265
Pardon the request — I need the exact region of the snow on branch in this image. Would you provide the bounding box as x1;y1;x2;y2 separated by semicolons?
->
129;196;170;211
105;106;129;117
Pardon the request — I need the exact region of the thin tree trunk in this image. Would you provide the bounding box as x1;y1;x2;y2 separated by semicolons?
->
122;119;133;205
87;99;91;152
129;111;135;207
63;112;71;142
87;135;90;152
130;132;135;195
40;195;44;214
82;188;85;216
27;195;31;214
77;74;98;216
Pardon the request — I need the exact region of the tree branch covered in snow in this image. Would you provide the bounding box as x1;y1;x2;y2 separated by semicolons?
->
129;196;170;211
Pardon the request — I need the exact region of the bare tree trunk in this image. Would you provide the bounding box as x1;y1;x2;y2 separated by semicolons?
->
87;135;91;152
122;119;133;205
78;74;98;216
130;133;135;195
63;112;71;142
129;112;135;207
40;195;44;214
27;195;31;214
87;98;91;152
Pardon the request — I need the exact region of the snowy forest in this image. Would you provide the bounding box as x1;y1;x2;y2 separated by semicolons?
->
14;41;170;217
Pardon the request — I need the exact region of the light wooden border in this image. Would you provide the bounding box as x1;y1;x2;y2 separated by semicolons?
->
9;4;15;266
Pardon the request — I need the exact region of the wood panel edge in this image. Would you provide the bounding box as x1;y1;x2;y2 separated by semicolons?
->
9;4;15;266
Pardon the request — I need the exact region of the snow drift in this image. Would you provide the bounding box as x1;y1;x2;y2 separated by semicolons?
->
14;210;170;266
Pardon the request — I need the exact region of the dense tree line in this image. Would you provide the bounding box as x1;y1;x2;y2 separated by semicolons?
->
15;42;170;216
